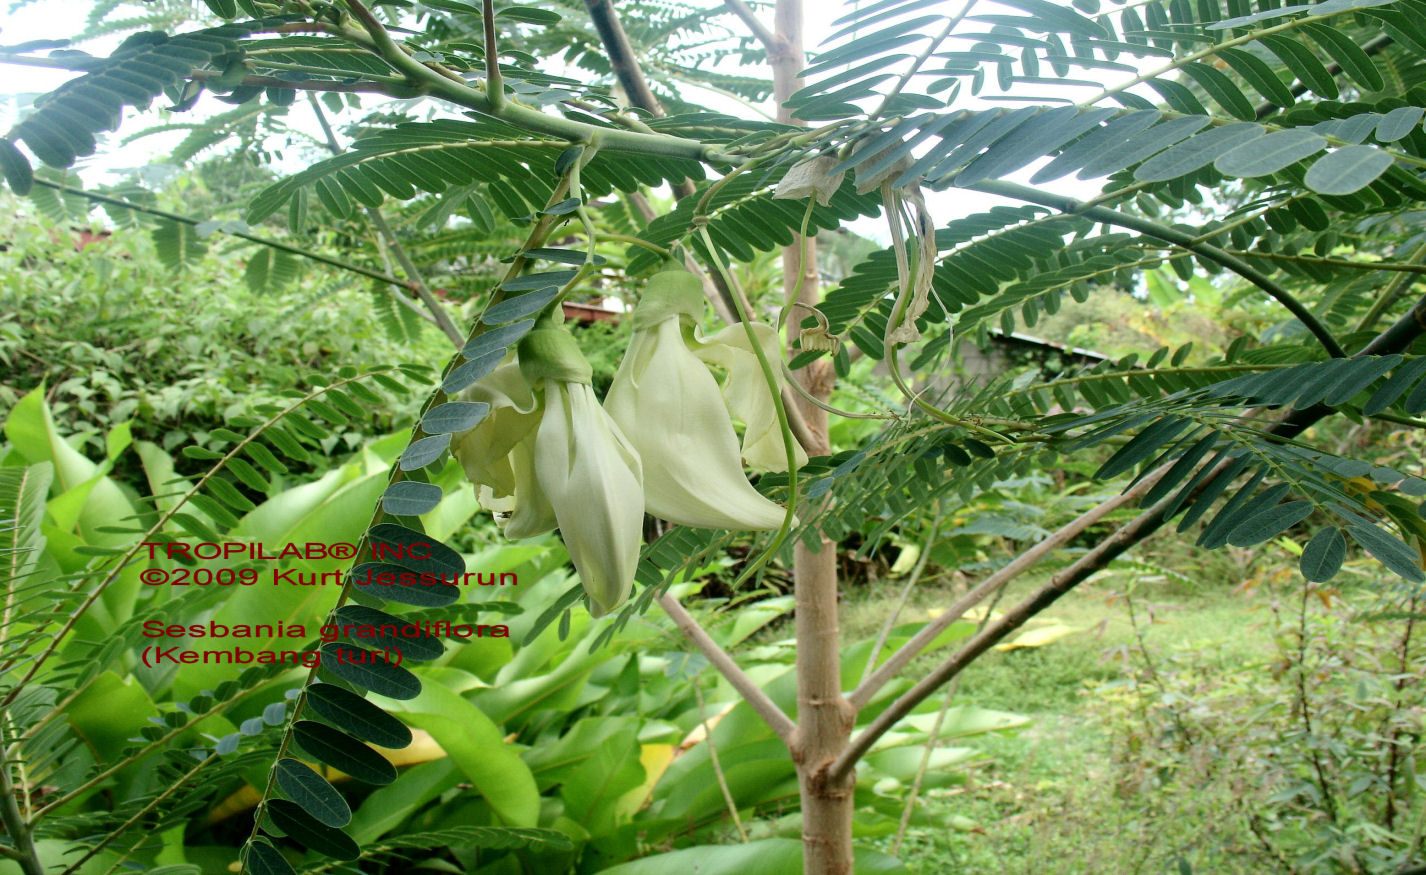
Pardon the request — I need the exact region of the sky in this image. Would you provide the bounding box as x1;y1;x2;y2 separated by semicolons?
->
0;0;1162;240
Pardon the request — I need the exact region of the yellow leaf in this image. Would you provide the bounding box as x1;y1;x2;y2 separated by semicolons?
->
993;624;1079;651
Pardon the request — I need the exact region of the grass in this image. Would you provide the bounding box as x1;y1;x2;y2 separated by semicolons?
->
841;562;1287;874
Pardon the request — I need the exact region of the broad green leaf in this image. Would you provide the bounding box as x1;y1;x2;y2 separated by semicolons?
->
1078;114;1211;179
264;799;360;860
957;106;1116;185
1178;62;1256;120
320;643;422;699
332;605;446;662
350;562;462;607
462;319;534;360
1135;123;1265;183
496;5;561;23
442;350;504;394
1176;458;1254;531
381;481;443;516
399;433;451;470
1348;523;1426;581
1227;499;1314;547
387;683;541;827
305;682;414;748
1096;416;1192;479
275;758;352;828
1215;129;1326;177
1033;109;1161;182
243;839;296;875
421;401;489;435
1214;47;1295;107
0;138;33;195
1259;34;1338;98
1376;106;1425;142
560;730;645;835
1302;23;1385;92
292;720;398;785
1300;527;1347;581
365;523;464;576
1304;146;1394;195
482;286;561;324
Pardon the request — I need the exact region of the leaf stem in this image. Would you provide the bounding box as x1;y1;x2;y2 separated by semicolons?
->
967;179;1348;358
27;178;419;291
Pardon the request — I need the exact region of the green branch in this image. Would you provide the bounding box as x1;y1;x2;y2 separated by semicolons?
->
340;0;733;163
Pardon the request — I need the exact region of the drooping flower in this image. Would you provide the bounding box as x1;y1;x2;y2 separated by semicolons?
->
520;324;644;618
693;321;809;474
451;360;556;537
606;266;787;531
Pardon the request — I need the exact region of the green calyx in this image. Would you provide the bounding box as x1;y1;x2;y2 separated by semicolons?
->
518;326;593;385
631;265;706;330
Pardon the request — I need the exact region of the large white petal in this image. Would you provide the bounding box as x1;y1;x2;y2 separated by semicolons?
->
607;318;785;530
535;382;644;617
695;323;808;473
450;361;541;496
500;435;558;539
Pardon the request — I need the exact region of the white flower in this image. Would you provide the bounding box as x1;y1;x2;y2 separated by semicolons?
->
606;268;787;531
451;361;541;499
521;325;644;618
694;321;808;474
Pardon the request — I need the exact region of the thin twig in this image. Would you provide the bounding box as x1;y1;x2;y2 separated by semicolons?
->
694;680;749;842
849;468;1163;709
306;92;464;346
657;591;797;747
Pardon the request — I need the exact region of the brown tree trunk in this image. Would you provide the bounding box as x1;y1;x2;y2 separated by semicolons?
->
768;2;855;872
